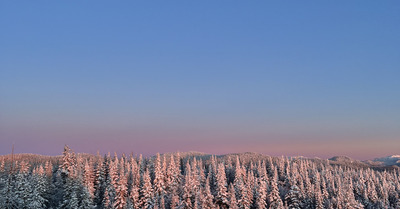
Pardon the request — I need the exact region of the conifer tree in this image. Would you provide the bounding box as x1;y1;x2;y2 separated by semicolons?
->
114;173;128;209
256;178;268;209
215;163;229;208
228;184;239;209
268;168;283;209
103;186;112;209
159;195;166;209
127;182;140;209
140;169;154;209
285;185;301;209
59;178;80;209
153;153;165;207
234;156;250;209
0;159;4;172
315;190;324;209
170;193;179;209
94;156;107;208
83;160;95;198
201;176;215;208
244;170;254;208
79;186;95;209
28;174;48;209
61;145;77;178
166;154;180;207
182;162;193;208
19;160;30;174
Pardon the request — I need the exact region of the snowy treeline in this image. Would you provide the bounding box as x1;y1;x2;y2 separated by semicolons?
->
1;146;400;209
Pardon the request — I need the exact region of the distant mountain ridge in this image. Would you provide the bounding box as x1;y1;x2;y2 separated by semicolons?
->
371;155;400;166
326;155;400;170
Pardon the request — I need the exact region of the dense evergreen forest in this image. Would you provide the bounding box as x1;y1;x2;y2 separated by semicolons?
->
0;146;400;209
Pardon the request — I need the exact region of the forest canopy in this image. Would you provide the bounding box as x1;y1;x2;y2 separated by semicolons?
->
0;146;399;209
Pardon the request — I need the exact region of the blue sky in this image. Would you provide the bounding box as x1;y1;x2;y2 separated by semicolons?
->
1;1;399;159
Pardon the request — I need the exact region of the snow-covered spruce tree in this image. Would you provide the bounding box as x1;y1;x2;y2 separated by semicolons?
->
127;180;140;209
59;178;80;209
182;162;193;209
107;153;119;206
130;155;142;201
59;145;95;209
284;185;301;209
0;173;19;209
153;153;165;207
215;163;229;208
239;179;251;209
245;170;254;208
209;156;218;196
59;173;94;209
15;172;31;208
2;164;47;209
47;167;65;209
140;168;154;209
61;145;77;178
191;157;201;200
33;164;45;175
192;194;199;209
79;186;95;209
166;154;181;207
314;187;324;209
129;154;139;184
258;160;269;183
333;175;344;209
0;159;4;173
103;186;112;209
94;155;108;208
228;183;239;209
44;160;53;178
19;160;30;174
343;176;363;209
201;175;215;208
61;184;80;209
114;172;128;209
83;160;95;198
255;177;268;209
302;171;314;208
234;156;249;209
234;156;243;189
170;193;180;209
320;174;329;203
28;173;48;209
197;159;206;187
268;168;283;209
159;195;166;209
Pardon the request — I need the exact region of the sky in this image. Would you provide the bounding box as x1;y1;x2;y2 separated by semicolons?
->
1;1;399;160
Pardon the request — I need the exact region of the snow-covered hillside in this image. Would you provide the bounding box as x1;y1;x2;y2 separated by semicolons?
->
372;155;400;166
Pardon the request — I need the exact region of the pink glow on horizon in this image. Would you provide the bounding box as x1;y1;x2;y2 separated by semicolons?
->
1;116;399;160
3;127;398;160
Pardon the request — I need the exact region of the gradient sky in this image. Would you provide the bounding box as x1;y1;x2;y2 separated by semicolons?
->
1;1;399;160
